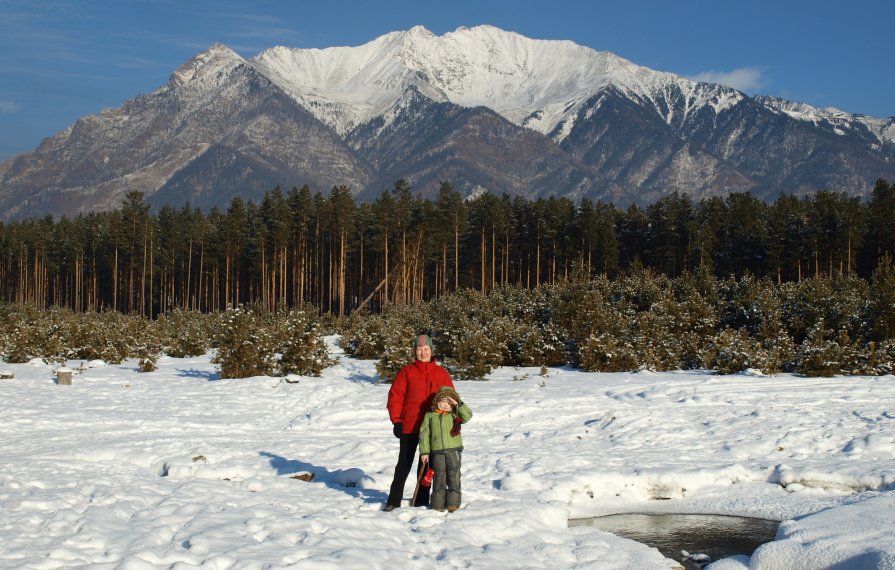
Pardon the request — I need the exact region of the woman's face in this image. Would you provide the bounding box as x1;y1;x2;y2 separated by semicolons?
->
415;344;432;362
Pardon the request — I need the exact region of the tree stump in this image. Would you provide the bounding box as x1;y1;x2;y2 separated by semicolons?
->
56;367;73;385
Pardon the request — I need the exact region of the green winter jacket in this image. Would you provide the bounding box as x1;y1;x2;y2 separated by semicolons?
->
419;388;472;455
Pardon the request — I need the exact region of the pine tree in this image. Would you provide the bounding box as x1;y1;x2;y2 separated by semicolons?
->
373;303;431;382
276;308;332;376
579;332;639;372
445;320;504;380
699;328;761;374
868;253;895;341
341;310;386;359
795;319;843;377
157;308;211;358
692;196;727;274
213;305;276;379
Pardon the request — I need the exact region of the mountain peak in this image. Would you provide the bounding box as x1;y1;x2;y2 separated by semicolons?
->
406;25;436;38
170;43;246;88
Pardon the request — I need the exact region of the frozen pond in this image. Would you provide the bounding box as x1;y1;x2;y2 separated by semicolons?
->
570;513;779;568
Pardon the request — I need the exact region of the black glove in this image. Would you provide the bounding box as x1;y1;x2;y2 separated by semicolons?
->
393;423;403;438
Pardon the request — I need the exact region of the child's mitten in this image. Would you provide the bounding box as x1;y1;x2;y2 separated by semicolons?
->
450;416;462;437
421;467;435;487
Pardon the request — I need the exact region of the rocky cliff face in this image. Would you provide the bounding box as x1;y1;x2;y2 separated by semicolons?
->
1;26;892;220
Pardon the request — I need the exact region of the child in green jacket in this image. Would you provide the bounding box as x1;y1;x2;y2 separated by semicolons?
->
419;386;473;512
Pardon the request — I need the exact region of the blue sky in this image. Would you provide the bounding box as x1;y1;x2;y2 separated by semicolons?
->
1;0;893;162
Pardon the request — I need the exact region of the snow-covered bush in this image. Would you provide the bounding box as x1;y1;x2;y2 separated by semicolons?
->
213;305;276;379
718;275;772;333
780;276;868;345
59;310;143;364
4;264;895;379
0;304;45;363
754;331;798;375
443;318;505;380
276;308;332;376
156;308;212;358
867;254;895;341
0;305;153;364
700;328;762;374
578;332;639;372
860;340;895;375
339;310;386;359
428;289;492;359
135;325;162;372
628;287;715;371
793;320;852;377
618;266;668;313
508;321;567;367
551;275;623;364
374;304;431;382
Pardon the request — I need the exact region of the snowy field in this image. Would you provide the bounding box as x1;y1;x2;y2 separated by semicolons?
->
1;337;893;569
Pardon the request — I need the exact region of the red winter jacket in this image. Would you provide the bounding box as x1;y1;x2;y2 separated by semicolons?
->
387;360;455;434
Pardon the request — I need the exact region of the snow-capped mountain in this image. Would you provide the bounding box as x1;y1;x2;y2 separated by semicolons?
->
1;25;893;220
252;25;747;142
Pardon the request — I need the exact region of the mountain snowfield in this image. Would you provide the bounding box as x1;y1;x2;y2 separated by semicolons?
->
250;25;743;140
248;25;890;144
1;337;894;569
251;25;690;138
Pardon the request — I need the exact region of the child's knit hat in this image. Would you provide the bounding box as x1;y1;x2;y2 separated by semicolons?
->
413;334;434;352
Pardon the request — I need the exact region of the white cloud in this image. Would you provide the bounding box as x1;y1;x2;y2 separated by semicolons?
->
0;99;18;113
688;67;764;92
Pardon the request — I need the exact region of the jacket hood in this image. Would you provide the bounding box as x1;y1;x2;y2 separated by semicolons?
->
431;386;461;411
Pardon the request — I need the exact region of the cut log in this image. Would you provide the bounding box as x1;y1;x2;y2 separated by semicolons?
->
56;367;73;385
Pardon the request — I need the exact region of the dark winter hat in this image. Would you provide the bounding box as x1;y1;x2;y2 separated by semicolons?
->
413;334;434;352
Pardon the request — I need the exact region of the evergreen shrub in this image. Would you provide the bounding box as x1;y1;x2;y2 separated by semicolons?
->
340;311;386;359
579;332;638;372
156;308;212;358
755;332;798;375
6;265;895;379
0;304;45;363
276;308;332;376
374;304;430;382
868;254;895;341
700;328;762;374
213;305;276;379
793;320;849;377
443;318;505;380
861;340;895;374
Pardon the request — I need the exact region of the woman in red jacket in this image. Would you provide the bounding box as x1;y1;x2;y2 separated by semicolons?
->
384;334;454;511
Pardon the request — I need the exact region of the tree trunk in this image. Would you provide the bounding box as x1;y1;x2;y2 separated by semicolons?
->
480;226;486;294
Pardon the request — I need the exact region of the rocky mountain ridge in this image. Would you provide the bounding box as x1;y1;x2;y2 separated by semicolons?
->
0;25;892;220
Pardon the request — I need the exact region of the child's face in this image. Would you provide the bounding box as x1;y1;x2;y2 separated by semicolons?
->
437;399;453;412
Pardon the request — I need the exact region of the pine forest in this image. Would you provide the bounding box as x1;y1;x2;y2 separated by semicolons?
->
2;178;895;379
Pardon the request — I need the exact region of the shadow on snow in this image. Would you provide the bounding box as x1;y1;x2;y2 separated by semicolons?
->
174;368;221;381
260;451;387;503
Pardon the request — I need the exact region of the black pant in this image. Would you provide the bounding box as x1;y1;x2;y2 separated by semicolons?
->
387;432;429;508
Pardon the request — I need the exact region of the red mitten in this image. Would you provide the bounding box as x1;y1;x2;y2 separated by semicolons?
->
450;416;462;437
421;467;435;487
